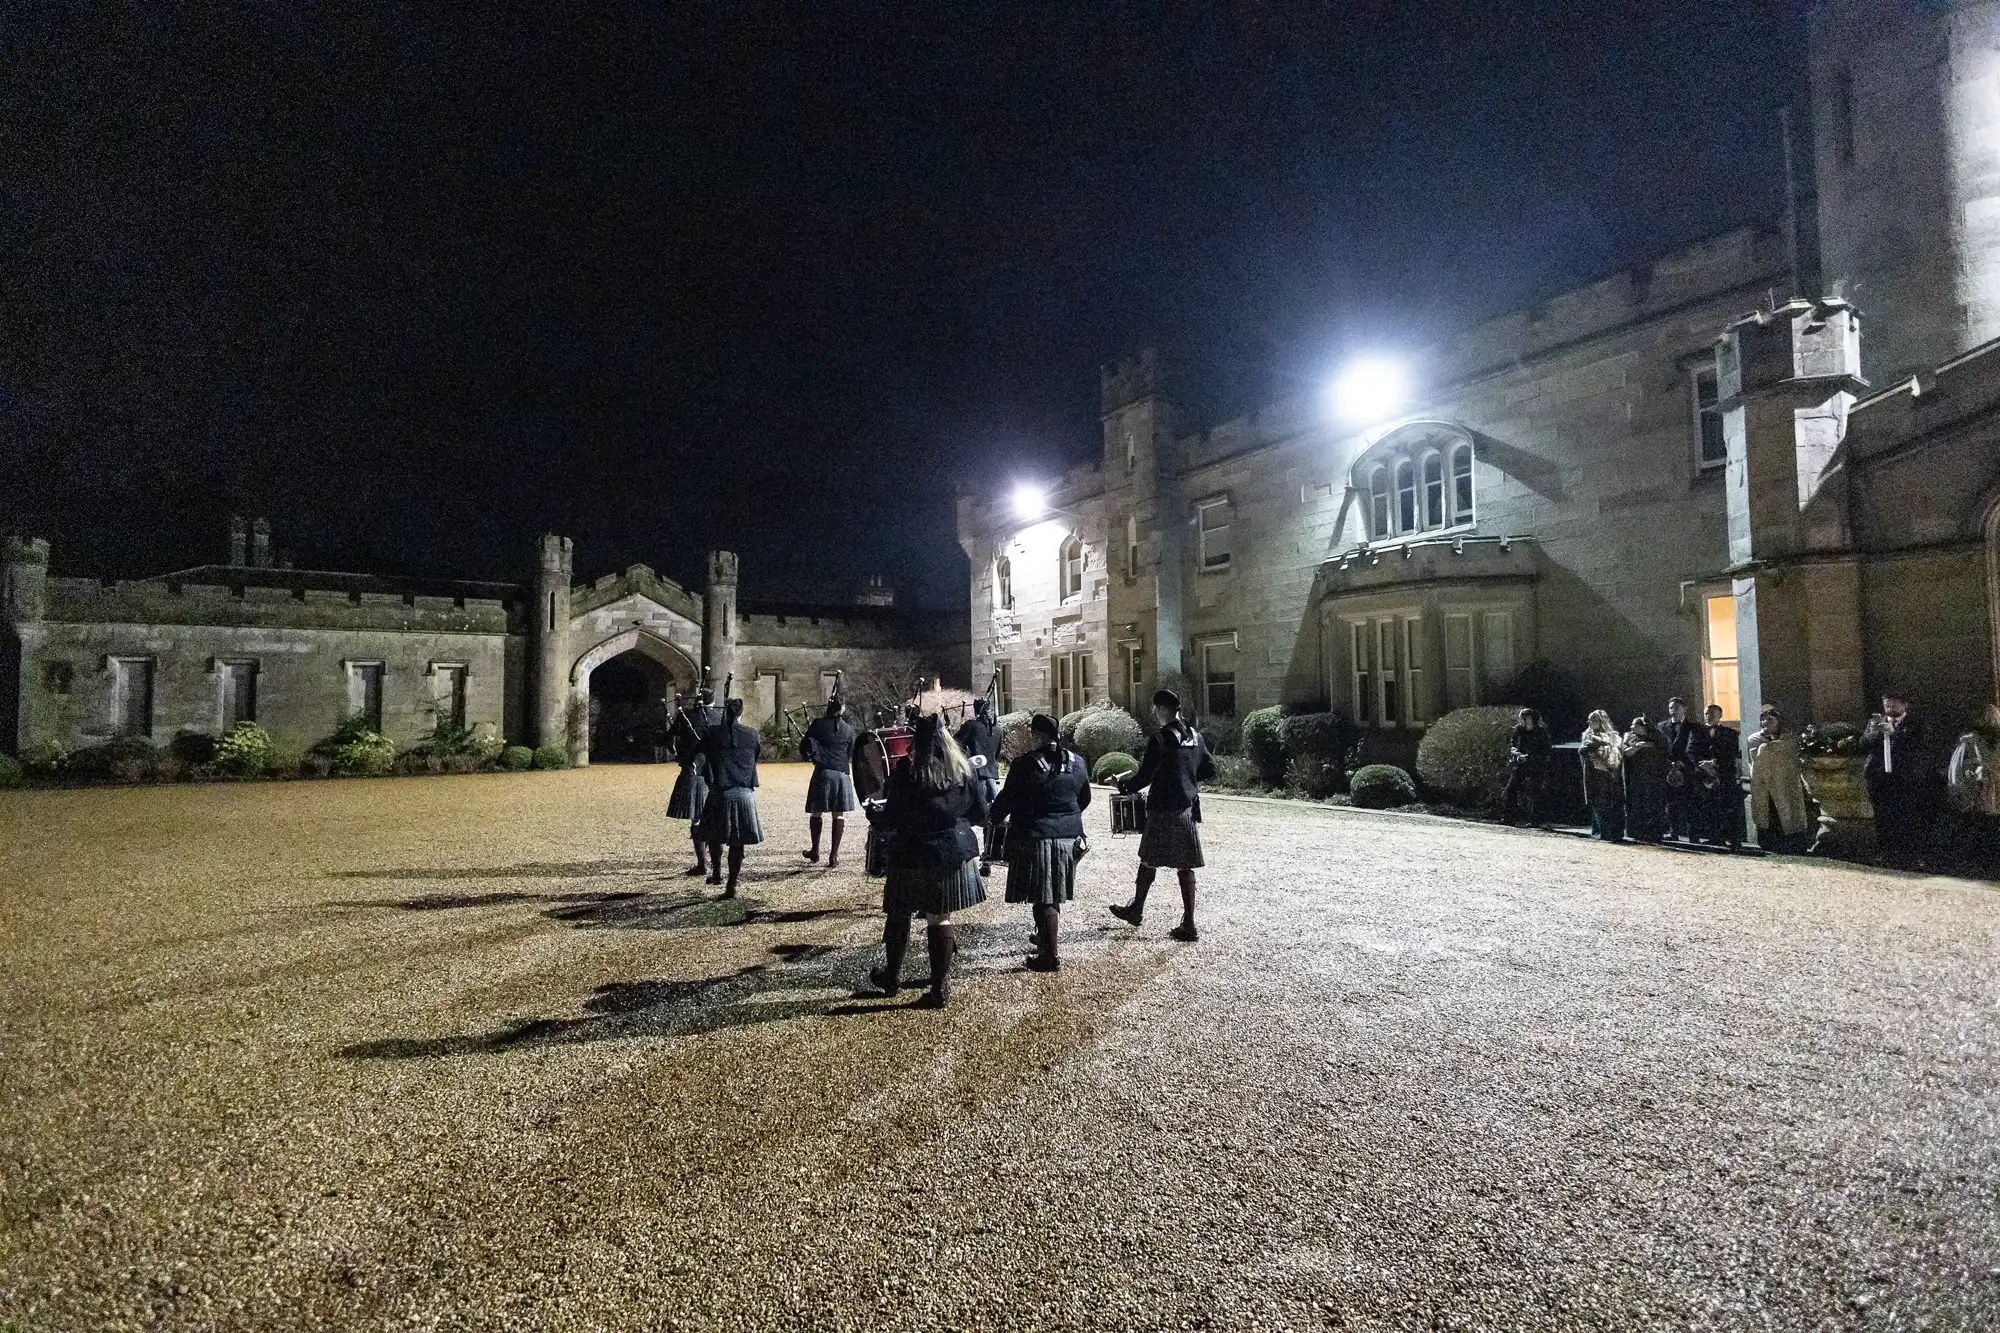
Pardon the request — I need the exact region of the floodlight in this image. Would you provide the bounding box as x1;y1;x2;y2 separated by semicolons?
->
1012;484;1049;520
1330;356;1410;425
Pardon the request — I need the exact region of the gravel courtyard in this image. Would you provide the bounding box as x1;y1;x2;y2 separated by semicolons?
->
3;764;1998;1332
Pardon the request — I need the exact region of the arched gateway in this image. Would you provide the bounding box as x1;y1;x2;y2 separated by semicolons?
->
569;628;702;766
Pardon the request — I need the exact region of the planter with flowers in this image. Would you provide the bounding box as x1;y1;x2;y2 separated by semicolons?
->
1799;722;1873;859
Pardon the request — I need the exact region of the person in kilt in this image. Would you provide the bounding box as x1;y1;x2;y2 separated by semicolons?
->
800;696;859;867
865;714;989;1007
955;697;1005;873
666;688;717;877
990;713;1090;972
698;697;763;896
1110;689;1214;942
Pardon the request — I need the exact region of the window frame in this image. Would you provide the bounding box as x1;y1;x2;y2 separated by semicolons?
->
218;658;260;729
1702;592;1741;723
345;659;386;733
994;554;1014;612
1197;633;1239;718
1196;497;1233;572
1692;366;1727;472
1124;513;1141;582
1367;466;1391;538
1058;536;1085;603
994;660;1014;715
110;656;156;738
1357;430;1476;540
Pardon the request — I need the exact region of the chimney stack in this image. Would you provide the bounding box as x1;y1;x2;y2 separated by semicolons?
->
251;518;272;569
228;516;248;567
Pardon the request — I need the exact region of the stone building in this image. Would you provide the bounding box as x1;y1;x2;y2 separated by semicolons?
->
0;528;966;765
958;0;2000;755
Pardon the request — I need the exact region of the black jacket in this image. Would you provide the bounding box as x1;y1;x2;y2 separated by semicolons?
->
668;711;707;772
991;742;1091;839
1705;725;1741;783
1862;713;1925;784
878;764;989;868
703;721;761;791
801;717;858;773
954;714;1002;769
1509;724;1553;767
1124;722;1214;814
1663;717;1700;769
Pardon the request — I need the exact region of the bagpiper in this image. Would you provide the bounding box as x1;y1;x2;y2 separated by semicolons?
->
990;712;1090;971
698;695;763;896
666;686;719;877
1109;689;1214;942
800;694;860;867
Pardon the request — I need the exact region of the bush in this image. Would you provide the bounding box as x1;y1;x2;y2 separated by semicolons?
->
531;743;569;771
1073;707;1144;766
311;715;397;777
1058;699;1117;746
756;711;790;763
0;753;21;788
214;722;276;778
1241;706;1286;786
298;752;334;779
1092;751;1139;784
1208;754;1260;791
501;745;535;771
20;741;66;778
997;711;1037;761
69;736;161;784
1200;715;1242;757
1280;711;1351;799
1416;706;1521;808
170;730;218;768
1349;764;1418;809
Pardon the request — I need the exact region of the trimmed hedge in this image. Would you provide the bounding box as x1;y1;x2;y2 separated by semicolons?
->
997;711;1037;761
501;745;536;771
1092;751;1139;784
68;736;162;784
0;753;21;788
531;743;570;771
1349;764;1418;809
1073;707;1144;766
1415;705;1520;808
1058;699;1118;746
1279;711;1351;798
1241;706;1286;785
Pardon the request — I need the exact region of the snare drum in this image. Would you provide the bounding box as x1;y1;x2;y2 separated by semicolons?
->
1110;791;1147;835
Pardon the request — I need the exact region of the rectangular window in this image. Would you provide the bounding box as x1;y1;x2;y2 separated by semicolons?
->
347;661;385;732
1059;539;1086;601
1704;595;1741;723
1052;654;1074;716
1694;368;1727;469
1125;514;1141;581
1445;614;1476;710
1404;617;1428;724
1833;64;1856;165
819;670;840;702
112;657;154;737
220;660;259;727
1125;430;1138;473
1377;620;1400;726
1200;637;1237;717
1351;621;1373;723
1198;499;1232;571
431;664;466;729
1123;641;1144;701
994;661;1014;715
753;670;780;723
1480;611;1515;696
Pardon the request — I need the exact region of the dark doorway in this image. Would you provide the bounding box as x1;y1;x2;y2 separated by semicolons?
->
588;651;674;763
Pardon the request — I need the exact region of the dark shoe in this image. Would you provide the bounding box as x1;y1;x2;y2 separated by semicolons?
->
706;873;723;886
801;849;820;863
1109;903;1143;928
826;854;840;870
978;862;993;877
924;923;957;1006
1025;954;1060;973
867;965;901;997
685;864;708;876
1169;921;1199;943
912;989;946;1009
722;881;738;898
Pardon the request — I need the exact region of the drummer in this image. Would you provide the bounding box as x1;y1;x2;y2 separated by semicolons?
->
990;712;1090;971
955;697;1004;872
800;695;859;867
1109;689;1214;942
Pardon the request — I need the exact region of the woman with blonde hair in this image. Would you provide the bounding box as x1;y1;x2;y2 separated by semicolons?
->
865;713;990;1007
1579;709;1626;842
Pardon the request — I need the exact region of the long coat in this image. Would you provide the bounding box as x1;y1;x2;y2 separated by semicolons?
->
1620;731;1670;840
1579;730;1624;811
1747;728;1811;835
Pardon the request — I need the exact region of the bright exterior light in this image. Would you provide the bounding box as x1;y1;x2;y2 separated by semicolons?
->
1330;356;1410;425
1012;484;1049;520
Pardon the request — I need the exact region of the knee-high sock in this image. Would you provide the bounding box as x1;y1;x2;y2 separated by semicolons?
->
1177;869;1197;925
828;814;845;863
808;814;823;854
1130;865;1157;911
726;843;745;887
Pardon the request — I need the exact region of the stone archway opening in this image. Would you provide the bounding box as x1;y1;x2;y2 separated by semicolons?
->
587;651;675;763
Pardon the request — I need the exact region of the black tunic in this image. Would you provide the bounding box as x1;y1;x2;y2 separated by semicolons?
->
1125;722;1214;814
703;721;761;791
877;764;990;869
801;717;859;773
954;714;1003;768
991;742;1091;840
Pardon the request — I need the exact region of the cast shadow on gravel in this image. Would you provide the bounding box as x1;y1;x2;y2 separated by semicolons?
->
338;923;1029;1058
323;886;870;931
331;858;681;881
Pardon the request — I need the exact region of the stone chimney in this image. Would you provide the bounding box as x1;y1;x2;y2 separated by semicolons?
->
251;518;272;569
854;575;896;608
228;516;248;567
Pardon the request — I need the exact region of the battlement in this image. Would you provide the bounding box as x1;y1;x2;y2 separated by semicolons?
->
1100;347;1170;416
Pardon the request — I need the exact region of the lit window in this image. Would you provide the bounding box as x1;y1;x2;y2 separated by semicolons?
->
1058;537;1085;601
1704;595;1740;722
995;556;1014;612
1694;368;1726;469
1198;498;1233;570
1200;637;1237;716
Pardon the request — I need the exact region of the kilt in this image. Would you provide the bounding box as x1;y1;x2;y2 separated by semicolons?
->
883;856;985;917
667;766;708;821
1137;807;1203;869
699;786;764;845
805;768;859;814
1003;835;1078;905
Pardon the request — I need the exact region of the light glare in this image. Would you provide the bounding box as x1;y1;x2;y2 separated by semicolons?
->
1012;484;1048;519
1331;356;1410;425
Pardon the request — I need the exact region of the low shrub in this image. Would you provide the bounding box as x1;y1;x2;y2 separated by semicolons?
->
1415;706;1521;808
1058;699;1118;746
311;715;396;777
1349;763;1418;809
1200;715;1242;757
69;736;162;784
298;753;334;779
997;711;1037;761
0;753;22;788
1241;706;1286;785
170;730;218;768
441;752;485;775
214;722;276;778
756;712;790;763
1092;751;1139;784
1209;754;1260;791
1280;711;1351;798
19;741;67;778
531;743;569;771
1073;707;1144;766
501;745;536;771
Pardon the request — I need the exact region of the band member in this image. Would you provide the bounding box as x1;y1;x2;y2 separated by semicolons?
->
990;713;1090;972
800;695;859;867
866;714;988;1007
698;696;763;896
955;697;1004;872
851;723;892;804
666;688;716;876
1110;689;1214;942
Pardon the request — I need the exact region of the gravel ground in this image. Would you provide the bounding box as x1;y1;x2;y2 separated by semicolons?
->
3;764;1998;1332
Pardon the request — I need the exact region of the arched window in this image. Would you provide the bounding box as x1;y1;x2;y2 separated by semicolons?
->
1368;466;1390;538
1059;536;1085;601
1394;460;1417;534
1421;452;1445;529
1450;443;1475;524
995;556;1014;612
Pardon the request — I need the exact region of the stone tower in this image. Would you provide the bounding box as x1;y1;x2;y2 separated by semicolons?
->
2;536;50;752
1811;0;2000;383
703;550;739;690
530;534;573;749
1099;350;1186;690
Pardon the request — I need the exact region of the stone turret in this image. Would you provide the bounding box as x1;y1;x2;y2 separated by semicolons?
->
703;550;739;689
1717;298;1868;726
530;534;574;749
228;516;249;567
250;518;272;569
3;536;49;626
2;536;49;753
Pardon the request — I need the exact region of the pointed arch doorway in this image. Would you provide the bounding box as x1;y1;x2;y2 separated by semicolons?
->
570;628;702;765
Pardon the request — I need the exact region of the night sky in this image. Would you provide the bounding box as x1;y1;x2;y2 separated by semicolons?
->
1;2;1809;610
